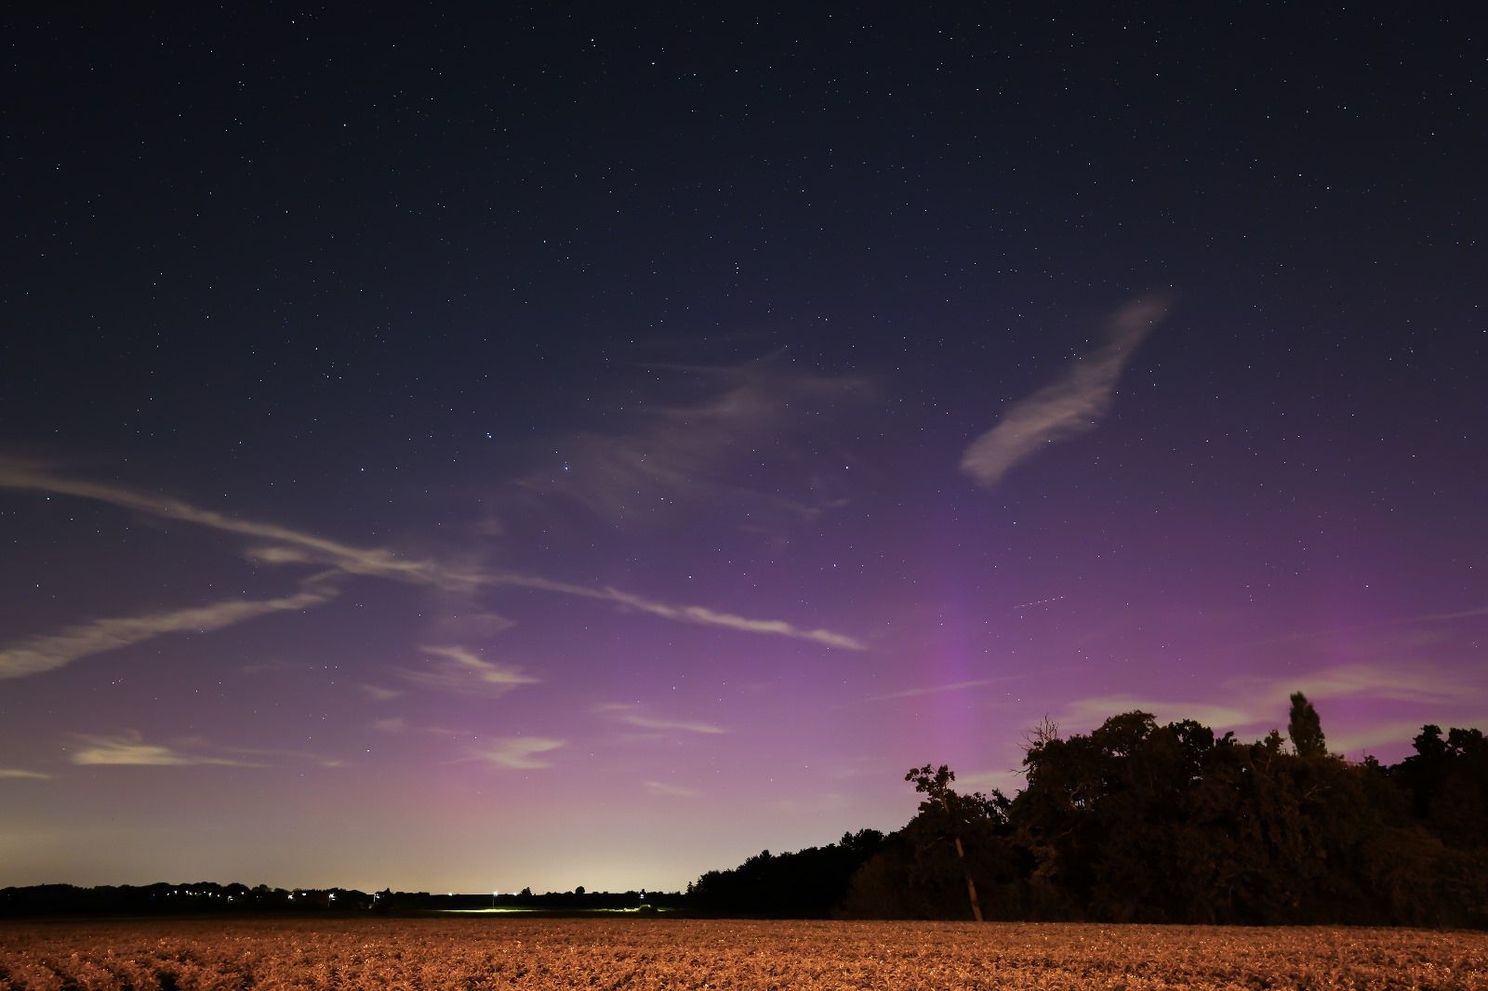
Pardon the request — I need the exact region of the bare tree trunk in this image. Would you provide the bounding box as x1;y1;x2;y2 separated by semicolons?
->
952;834;983;921
944;795;984;922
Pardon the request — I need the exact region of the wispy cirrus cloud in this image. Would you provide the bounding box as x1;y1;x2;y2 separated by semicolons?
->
595;588;865;650
206;742;345;768
597;703;727;735
69;733;343;768
957;769;1024;795
360;684;403;702
70;734;262;767
0;576;340;680
961;296;1171;488
0;460;865;662
0;458;479;590
400;645;540;697
518;360;872;529
472;737;565;770
1323;720;1452;755
0;768;52;780
371;717;406;734
1243;662;1466;706
849;677;1007;704
643;780;702;798
1061;696;1259;730
1060;662;1486;752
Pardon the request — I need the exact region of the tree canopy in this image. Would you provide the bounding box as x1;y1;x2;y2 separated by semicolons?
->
690;697;1488;927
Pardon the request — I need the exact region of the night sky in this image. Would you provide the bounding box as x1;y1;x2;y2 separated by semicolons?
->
3;6;1484;894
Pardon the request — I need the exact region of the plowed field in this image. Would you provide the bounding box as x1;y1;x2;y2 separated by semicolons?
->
2;917;1485;990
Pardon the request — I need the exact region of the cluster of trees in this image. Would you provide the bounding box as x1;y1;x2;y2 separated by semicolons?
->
690;695;1488;927
0;883;685;918
687;829;887;916
374;887;681;913
0;882;372;916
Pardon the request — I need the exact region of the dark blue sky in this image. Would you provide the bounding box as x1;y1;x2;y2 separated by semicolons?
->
2;5;1483;892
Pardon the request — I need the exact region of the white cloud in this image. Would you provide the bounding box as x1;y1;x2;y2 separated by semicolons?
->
961;296;1171;488
597;587;865;650
1060;662;1488;750
852;678;1005;704
597;703;727;735
400;645;541;697
207;742;344;768
67;733;341;768
0;461;866;658
1258;662;1464;705
643;780;702;798
518;361;873;528
957;769;1024;795
371;717;406;734
70;734;261;767
0;577;340;679
360;684;403;702
1062;695;1260;730
0;768;51;780
473;737;565;770
0;459;477;590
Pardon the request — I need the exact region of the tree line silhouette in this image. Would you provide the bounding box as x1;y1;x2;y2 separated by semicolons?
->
0;882;686;917
4;695;1482;926
687;694;1488;926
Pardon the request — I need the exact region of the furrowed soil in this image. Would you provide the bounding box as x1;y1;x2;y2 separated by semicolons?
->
2;917;1485;990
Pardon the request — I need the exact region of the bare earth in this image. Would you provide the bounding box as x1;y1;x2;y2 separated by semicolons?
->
2;917;1486;990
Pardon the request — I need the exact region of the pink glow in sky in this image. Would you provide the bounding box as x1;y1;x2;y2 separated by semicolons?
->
3;7;1484;893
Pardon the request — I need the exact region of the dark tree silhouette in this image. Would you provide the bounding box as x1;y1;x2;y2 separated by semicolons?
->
905;764;985;921
1288;691;1327;757
686;830;885;917
1394;725;1488;850
683;694;1488;927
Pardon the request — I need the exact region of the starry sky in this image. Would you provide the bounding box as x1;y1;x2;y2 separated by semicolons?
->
2;6;1484;893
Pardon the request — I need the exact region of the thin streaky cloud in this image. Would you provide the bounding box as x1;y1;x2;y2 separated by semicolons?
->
1062;696;1260;730
195;741;344;767
623;714;726;735
957;769;1023;794
472;737;565;770
1420;604;1488;622
1;462;865;652
517;362;873;529
0;459;481;591
853;677;1007;704
424;644;537;683
0;768;52;780
1062;663;1485;740
961;296;1171;488
360;684;403;702
595;586;865;650
643;780;703;798
0;576;340;680
400;644;541;697
426;592;517;643
1324;720;1457;755
1261;662;1467;706
371;717;406;734
70;734;262;767
596;703;727;735
473;569;866;650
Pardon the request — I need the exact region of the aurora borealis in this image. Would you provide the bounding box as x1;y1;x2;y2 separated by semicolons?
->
2;6;1483;893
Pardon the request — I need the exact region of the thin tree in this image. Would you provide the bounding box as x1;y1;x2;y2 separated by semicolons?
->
906;763;984;922
1287;691;1327;757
